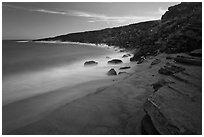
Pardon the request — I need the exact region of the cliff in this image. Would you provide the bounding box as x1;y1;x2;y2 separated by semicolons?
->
35;2;202;60
34;3;202;134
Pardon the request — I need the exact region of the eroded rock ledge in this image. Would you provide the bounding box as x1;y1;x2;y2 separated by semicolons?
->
142;54;202;135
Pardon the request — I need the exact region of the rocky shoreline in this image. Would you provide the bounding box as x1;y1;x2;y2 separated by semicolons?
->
25;2;202;135
5;52;201;135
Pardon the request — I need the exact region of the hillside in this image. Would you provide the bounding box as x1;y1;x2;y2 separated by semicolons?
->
35;2;202;61
35;20;160;50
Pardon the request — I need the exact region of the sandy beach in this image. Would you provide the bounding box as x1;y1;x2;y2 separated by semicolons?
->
3;2;202;135
3;52;202;134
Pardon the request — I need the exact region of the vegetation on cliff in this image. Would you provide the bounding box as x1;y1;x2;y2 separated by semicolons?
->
35;2;202;61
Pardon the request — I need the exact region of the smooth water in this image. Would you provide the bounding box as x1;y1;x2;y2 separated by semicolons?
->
2;40;132;105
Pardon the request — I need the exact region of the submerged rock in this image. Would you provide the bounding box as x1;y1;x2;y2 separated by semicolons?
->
84;61;98;66
107;68;117;76
108;59;123;64
119;66;131;70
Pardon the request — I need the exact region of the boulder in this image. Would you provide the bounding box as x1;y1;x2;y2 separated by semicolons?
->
108;59;123;64
122;54;131;58
119;49;125;52
137;58;145;64
107;68;117;76
189;49;202;57
151;59;161;65
84;61;98;66
119;66;131;70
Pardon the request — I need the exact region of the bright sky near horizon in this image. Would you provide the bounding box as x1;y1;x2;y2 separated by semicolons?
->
2;2;179;40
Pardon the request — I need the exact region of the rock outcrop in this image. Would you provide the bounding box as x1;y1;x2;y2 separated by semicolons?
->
174;55;202;66
189;49;202;57
122;54;131;58
84;61;98;66
143;55;202;135
151;59;161;66
107;68;117;76
158;64;185;75
119;66;130;70
108;59;123;64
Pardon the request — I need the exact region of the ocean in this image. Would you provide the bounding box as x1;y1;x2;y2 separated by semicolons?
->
2;40;132;106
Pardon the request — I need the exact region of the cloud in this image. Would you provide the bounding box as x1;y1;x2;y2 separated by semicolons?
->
35;9;67;15
3;4;159;24
64;9;158;23
3;4;66;15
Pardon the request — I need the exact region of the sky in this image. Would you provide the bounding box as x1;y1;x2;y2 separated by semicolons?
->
2;2;179;40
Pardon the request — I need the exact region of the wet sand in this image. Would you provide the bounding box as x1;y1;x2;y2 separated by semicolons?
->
3;53;201;135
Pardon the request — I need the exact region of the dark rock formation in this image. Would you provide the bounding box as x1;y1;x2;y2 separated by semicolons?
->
84;61;98;66
158;64;185;75
108;59;123;64
119;66;131;70
166;56;173;60
189;49;202;57
151;59;161;66
35;3;201;61
137;58;145;64
144;70;202;134
152;79;175;92
141;114;160;135
107;68;117;76
174;56;202;66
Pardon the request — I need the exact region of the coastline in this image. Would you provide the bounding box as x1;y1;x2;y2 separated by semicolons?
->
4;53;202;135
3;41;136;134
33;40;128;53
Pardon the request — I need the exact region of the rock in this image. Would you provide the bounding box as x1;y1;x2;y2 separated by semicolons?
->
152;79;168;92
137;58;145;64
118;71;128;75
130;49;145;62
151;59;161;65
141;114;160;135
84;61;98;66
119;49;125;52
122;54;131;58
158;64;185;75
106;56;111;59
174;56;202;66
158;67;173;75
108;59;123;64
152;79;175;92
166;56;173;60
144;80;202;134
119;66;131;70
107;68;117;76
189;49;202;57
